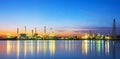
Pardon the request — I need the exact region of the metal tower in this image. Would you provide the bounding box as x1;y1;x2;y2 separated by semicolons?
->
35;27;37;34
17;28;19;38
50;28;53;33
50;27;55;37
25;26;27;34
32;29;34;36
44;26;46;33
112;19;117;39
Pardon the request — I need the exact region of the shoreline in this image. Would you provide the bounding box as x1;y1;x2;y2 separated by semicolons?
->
0;38;120;40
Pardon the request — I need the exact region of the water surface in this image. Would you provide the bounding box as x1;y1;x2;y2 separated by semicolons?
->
0;40;120;59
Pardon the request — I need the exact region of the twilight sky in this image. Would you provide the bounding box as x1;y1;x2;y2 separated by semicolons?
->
0;0;120;35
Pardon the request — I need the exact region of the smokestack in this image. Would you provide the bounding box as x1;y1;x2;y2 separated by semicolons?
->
44;26;46;33
35;27;37;34
32;29;34;36
25;26;26;34
112;19;117;39
50;27;53;33
17;28;19;36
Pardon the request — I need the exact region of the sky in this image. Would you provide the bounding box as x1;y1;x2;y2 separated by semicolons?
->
0;0;120;35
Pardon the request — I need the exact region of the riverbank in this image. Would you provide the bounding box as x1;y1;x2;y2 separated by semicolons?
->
0;38;120;40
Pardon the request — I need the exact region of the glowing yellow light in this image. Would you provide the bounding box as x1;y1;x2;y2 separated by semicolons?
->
7;41;11;55
37;41;40;54
24;41;27;57
85;40;88;54
7;33;11;38
82;33;89;39
105;41;109;55
43;40;47;55
82;40;88;55
17;41;20;59
105;36;111;39
82;41;85;54
49;40;55;56
49;31;55;37
30;41;33;55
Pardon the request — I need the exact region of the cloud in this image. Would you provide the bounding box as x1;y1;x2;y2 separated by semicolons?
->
57;26;120;35
73;27;120;35
57;30;65;32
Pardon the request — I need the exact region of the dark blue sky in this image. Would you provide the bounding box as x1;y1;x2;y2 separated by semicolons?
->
0;0;120;35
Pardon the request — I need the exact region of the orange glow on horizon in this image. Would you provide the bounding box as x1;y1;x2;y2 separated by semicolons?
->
0;30;81;37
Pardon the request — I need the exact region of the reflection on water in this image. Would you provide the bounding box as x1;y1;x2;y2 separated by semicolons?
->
49;40;55;56
0;40;120;59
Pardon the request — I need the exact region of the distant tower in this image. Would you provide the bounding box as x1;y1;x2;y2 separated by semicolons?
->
50;28;52;32
112;19;117;39
25;26;27;34
17;28;19;38
35;27;37;34
44;26;46;33
31;30;34;37
50;28;53;34
89;30;92;39
43;26;47;39
50;28;54;34
50;27;55;37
